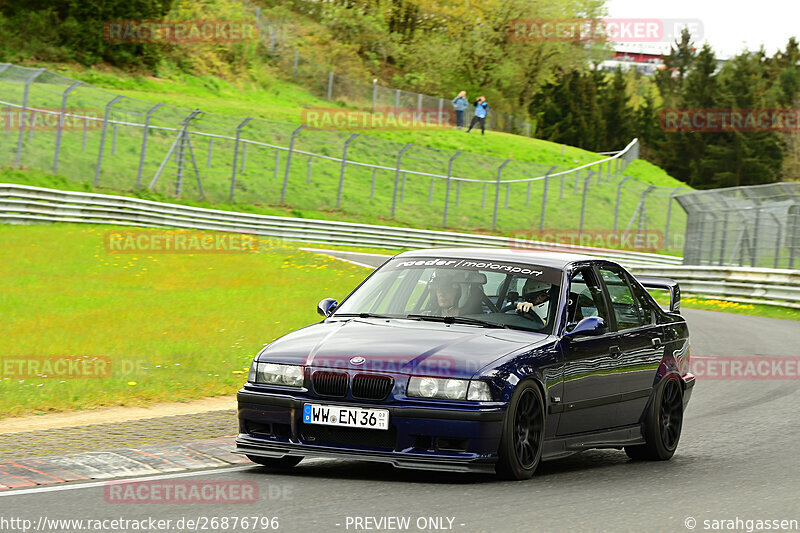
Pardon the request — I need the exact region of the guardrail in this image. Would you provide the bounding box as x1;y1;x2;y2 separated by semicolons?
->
2;184;797;307
298;250;800;309
0;183;679;266
625;265;800;308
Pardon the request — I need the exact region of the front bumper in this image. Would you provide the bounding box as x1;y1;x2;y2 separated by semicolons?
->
235;389;505;474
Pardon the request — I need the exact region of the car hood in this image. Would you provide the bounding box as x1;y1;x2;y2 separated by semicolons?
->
257;318;550;379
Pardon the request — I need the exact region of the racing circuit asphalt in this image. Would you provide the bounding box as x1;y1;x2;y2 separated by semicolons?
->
3;253;799;533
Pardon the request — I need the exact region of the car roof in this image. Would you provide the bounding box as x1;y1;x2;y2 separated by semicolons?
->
394;248;605;269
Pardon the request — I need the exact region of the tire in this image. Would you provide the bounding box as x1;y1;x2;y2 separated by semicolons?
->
246;455;303;469
496;381;545;480
625;377;683;461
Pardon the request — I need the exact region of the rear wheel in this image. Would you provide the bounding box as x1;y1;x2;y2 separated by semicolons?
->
246;455;303;469
625;377;683;461
496;381;545;480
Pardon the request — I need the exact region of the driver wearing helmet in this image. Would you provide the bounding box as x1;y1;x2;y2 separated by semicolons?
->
516;278;553;320
430;272;463;317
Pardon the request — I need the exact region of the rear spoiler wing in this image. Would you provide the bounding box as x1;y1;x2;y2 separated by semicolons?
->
636;276;681;313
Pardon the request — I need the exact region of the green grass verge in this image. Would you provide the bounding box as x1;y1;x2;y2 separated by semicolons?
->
0;223;373;418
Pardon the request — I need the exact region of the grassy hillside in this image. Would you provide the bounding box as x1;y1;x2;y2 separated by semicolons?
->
0;65;688;252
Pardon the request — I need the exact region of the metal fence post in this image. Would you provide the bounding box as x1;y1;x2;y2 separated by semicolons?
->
370;167;377;198
718;211;729;265
443;151;461;227
281;124;306;204
767;212;783;269
336;133;359;208
94;95;123;186
663;187;683;251
416;93;422;121
15;68;45;166
53;80;82;173
229;117;252;201
327;72;334;100
391;144;412;218
613;176;632;233
394;90;400;115
578;172;593;238
539;166;557;232
438;98;444;126
492;159;511;230
174;109;202;197
429;178;435;203
135;103;163;188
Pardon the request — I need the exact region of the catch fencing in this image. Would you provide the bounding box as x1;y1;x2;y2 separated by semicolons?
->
0;63;687;253
678;183;800;270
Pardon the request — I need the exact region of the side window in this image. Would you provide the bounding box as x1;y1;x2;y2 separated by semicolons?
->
568;268;610;326
631;281;655;326
598;267;642;330
482;272;506;299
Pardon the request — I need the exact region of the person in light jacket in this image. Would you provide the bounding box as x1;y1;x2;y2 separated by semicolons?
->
451;91;468;129
466;96;488;135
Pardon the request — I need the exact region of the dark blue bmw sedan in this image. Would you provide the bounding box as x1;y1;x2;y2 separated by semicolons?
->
235;248;695;479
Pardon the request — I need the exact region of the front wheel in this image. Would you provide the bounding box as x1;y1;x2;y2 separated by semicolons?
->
625;377;683;461
496;381;545;480
246;455;303;469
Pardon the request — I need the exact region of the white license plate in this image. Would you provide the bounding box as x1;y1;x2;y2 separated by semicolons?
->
303;403;389;430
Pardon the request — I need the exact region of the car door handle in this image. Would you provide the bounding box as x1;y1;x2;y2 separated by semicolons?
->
652;337;662;347
609;345;622;358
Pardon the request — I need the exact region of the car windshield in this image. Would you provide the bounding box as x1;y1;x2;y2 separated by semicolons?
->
334;257;563;334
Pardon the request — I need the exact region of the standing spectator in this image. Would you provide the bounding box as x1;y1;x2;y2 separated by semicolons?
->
466;96;488;135
451;91;468;129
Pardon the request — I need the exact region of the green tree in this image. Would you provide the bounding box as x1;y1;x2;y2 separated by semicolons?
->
600;67;634;151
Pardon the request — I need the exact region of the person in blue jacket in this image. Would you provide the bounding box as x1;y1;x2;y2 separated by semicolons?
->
466;96;488;135
451;91;468;129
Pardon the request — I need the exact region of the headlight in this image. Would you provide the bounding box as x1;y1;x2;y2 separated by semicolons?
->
248;361;305;387
407;377;492;401
466;380;492;401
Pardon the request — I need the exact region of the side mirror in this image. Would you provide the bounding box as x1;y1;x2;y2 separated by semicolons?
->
317;298;338;317
564;316;607;339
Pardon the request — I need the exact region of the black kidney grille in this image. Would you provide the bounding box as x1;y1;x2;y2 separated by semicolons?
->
311;371;348;397
351;374;394;400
